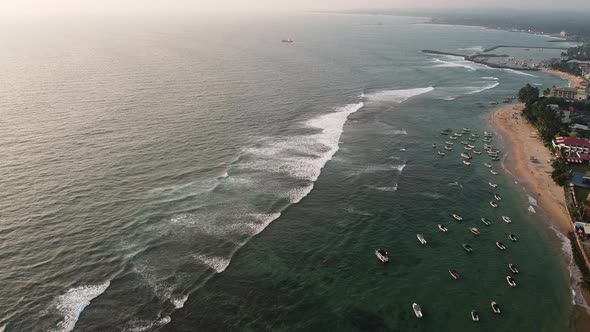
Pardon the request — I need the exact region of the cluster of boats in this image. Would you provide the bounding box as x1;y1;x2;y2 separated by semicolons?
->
396;127;520;321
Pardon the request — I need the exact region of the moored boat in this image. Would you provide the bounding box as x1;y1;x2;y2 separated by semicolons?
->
502;216;512;223
496;241;506;250
471;310;479;322
452;214;463;221
449;269;460;279
490;201;498;208
461;152;472;159
494;194;501;201
432;143;437;148
470;227;480;236
417;233;427;245
484;163;492;168
445;146;453;151
489;182;497;188
413;303;423;318
473;150;481;155
445;141;453;145
463;160;471;166
491;301;501;314
481;217;491;226
375;249;389;263
490;170;498;175
438;224;449;232
464;146;473;151
509;263;519;274
506;275;516;287
508;234;517;241
438;151;445;156
462;243;473;252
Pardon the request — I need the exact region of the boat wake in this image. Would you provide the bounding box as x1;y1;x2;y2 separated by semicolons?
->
374;185;398;192
48;281;111;332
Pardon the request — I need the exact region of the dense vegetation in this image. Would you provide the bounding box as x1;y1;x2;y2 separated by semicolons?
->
565;43;590;61
518;84;564;143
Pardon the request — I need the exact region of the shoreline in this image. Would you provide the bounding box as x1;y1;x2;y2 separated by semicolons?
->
541;69;587;88
490;101;590;330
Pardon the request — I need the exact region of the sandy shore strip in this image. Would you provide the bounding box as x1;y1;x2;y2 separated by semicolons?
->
542;69;587;88
491;104;590;330
491;104;572;233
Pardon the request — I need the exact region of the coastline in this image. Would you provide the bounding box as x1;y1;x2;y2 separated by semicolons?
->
491;99;590;330
541;69;587;87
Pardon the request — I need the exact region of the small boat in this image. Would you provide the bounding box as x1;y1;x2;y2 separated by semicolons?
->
471;310;480;322
445;141;453;145
375;249;389;263
491;301;501;314
413;303;423;318
496;241;506;250
449;269;460;279
463;160;471;166
483;138;493;143
508;234;517;241
492;157;500;161
490;201;498;208
445;146;453;151
461;153;472;159
417;233;427;245
494;194;501;201
468;137;475;142
455;133;463;137
438;224;449;232
484;131;492;136
443;128;453;132
461;140;468;145
438;151;445;156
506;275;516;287
489;182;497;188
470;228;480;236
464;146;473;151
441;131;448;135
509;263;519;274
473;150;481;155
484;163;492;168
452;214;463;221
432;143;437;148
490;170;498;175
462;243;473;252
481;217;491;226
450;136;458;140
467;144;475;149
462;128;471;132
471;133;479;138
502;216;512;223
489;101;498;105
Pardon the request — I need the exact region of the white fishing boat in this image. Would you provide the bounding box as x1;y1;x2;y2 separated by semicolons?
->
417;233;427;245
506;276;516;287
463;160;471;166
462;243;473;252
508;234;517;241
502;216;512;223
494;194;501;201
445;146;453;151
413;303;423;318
471;310;480;322
438;151;445;156
464;146;473;151
509;264;519;274
432;143;437;148
496;241;506;250
490;170;498;175
445;141;453;145
461;152;472;159
484;163;492;168
473;150;481;155
491;301;500;314
481;217;491;226
375;249;389;263
438;224;449;232
489;182;498;188
490;201;498;208
470;227;480;236
452;214;463;221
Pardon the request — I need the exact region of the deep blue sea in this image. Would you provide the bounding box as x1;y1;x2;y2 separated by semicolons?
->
0;13;580;331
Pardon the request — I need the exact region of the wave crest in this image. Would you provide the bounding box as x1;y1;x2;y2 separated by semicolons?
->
365;87;434;103
49;281;110;332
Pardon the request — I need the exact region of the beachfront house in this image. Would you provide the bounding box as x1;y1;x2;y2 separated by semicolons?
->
549;104;572;124
553;136;590;163
550;87;588;102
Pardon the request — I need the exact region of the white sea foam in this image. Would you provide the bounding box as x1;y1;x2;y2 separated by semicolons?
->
431;58;477;71
124;316;172;332
388;128;408;135
394;164;406;173
528;195;539;206
503;68;537;77
0;324;5;332
528;205;536;213
365;87;434;103
346;206;373;216
481;76;499;80
374;186;398;192
533;83;543;86
170;294;188;309
552;228;589;308
193;254;231;273
49;281;110;332
464;82;500;95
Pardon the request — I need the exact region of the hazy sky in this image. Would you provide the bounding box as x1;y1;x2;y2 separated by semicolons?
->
2;0;589;16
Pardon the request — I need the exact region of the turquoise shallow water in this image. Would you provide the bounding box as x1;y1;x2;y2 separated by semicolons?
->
0;13;576;331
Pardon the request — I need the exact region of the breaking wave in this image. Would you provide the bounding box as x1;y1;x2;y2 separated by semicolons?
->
365;87;434;103
503;68;537;77
481;76;499;80
528;195;539;207
49;281;110;332
170;295;188;309
374;186;398;192
528;205;536;213
431;58;476;71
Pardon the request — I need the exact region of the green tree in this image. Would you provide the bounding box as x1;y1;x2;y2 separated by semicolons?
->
518;84;540;106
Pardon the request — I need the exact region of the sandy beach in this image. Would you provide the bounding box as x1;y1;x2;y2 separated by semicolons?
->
491;104;572;233
542;69;587;88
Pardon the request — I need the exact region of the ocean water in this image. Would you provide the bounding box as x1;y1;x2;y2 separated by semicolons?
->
0;13;576;331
